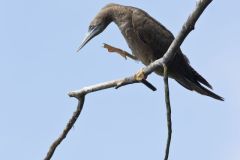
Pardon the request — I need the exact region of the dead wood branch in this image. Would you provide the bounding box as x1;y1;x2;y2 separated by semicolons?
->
43;0;213;159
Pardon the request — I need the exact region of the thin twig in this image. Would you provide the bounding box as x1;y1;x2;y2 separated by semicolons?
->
163;65;172;160
44;96;85;160
141;79;157;91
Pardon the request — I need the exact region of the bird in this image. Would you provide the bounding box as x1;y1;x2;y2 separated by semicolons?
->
77;3;224;101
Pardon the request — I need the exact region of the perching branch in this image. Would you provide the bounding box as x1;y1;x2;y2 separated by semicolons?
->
69;77;156;99
43;0;213;159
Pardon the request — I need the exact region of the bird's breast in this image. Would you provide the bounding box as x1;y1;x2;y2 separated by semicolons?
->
121;27;154;65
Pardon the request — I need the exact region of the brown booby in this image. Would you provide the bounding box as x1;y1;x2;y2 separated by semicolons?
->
78;3;223;101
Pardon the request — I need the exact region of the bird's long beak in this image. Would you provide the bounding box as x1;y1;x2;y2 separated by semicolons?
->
77;26;102;52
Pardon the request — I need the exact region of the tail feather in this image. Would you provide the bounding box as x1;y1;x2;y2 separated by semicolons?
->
176;77;224;101
191;68;212;89
179;54;213;89
175;64;224;101
194;82;224;101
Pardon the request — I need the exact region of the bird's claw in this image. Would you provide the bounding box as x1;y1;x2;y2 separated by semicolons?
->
134;68;145;81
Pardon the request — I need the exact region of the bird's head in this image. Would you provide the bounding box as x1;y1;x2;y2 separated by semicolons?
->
77;4;116;52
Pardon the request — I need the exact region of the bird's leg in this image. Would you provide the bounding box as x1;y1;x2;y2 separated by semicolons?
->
103;43;138;60
103;43;156;91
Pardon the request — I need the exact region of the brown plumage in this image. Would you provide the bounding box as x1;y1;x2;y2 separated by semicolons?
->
78;3;224;101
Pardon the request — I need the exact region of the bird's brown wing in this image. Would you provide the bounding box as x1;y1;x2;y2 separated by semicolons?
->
131;9;222;100
131;9;175;60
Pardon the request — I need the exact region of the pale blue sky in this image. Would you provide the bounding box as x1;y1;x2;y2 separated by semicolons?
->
0;0;239;160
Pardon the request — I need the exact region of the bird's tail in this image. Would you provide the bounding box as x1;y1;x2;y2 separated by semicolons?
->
175;65;224;101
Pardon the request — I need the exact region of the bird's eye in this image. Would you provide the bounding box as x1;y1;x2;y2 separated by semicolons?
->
88;25;95;31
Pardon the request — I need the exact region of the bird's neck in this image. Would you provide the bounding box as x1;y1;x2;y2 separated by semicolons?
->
105;5;132;28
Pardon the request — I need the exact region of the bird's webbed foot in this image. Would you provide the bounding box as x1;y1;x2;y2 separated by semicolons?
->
134;68;146;81
103;43;138;61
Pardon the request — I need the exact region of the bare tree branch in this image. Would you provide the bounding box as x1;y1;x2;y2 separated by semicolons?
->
68;77;156;99
43;0;213;159
44;96;85;160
